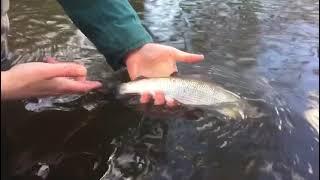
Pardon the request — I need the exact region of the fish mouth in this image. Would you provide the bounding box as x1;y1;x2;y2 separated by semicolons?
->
117;83;130;95
115;84;141;100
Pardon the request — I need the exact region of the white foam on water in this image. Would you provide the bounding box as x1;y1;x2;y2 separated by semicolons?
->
196;122;213;131
304;91;319;135
307;163;313;174
219;141;228;148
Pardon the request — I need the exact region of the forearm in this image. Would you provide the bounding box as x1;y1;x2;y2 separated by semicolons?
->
1;71;12;101
1;72;4;100
57;0;153;70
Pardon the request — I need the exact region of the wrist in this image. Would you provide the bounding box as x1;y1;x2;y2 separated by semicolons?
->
124;43;151;67
1;71;15;101
1;73;3;101
125;49;139;67
125;46;145;80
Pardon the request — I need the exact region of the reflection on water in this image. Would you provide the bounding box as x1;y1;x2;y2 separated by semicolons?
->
144;0;182;41
304;91;319;134
2;0;319;179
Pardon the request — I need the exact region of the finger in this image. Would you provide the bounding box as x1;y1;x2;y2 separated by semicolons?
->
74;76;86;81
43;63;87;79
165;96;176;107
56;79;102;94
153;91;165;105
61;76;86;81
45;57;84;66
140;93;151;104
45;57;85;73
174;49;204;63
167;100;176;107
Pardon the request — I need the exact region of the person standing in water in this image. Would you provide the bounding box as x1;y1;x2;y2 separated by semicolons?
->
1;0;204;105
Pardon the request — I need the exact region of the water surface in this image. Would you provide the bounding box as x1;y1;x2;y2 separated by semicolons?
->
2;0;319;179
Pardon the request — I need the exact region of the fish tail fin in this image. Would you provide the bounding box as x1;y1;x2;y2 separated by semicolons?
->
242;101;267;119
215;101;265;120
215;105;246;120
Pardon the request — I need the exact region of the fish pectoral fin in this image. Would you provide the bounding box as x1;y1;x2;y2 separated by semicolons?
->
210;103;246;120
193;103;245;120
242;97;267;103
216;107;245;120
213;102;241;108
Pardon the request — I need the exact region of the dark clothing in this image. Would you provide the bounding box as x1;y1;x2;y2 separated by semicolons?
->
1;0;153;70
57;0;153;70
1;0;152;178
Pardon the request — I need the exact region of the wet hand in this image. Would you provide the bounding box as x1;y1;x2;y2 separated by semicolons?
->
125;43;204;106
1;58;102;100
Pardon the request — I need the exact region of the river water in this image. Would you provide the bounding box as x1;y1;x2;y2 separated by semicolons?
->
1;0;319;179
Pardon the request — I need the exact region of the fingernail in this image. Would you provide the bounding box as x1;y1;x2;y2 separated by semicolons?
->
85;81;102;87
140;93;151;104
94;81;103;87
45;56;56;63
76;65;87;75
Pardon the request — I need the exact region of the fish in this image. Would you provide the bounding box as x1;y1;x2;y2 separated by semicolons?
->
118;77;263;119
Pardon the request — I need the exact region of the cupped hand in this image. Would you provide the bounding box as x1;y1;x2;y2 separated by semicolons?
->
1;58;102;100
125;43;204;106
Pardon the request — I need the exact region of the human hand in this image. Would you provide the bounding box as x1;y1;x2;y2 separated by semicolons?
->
125;43;204;106
1;59;102;100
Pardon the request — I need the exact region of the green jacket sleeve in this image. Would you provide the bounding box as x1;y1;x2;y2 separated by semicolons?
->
57;0;153;70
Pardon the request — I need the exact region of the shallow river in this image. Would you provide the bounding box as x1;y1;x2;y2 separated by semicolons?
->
1;0;319;179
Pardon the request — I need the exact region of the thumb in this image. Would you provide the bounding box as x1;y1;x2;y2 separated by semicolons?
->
174;49;204;63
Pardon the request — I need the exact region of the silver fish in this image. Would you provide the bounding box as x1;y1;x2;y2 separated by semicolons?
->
118;77;262;119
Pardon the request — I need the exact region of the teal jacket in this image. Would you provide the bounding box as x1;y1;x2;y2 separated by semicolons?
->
57;0;153;70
